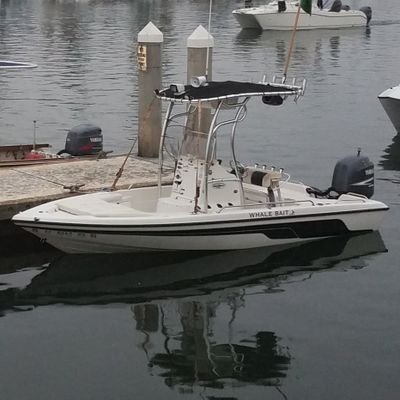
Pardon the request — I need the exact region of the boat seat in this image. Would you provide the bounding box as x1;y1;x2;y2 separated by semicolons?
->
56;195;150;217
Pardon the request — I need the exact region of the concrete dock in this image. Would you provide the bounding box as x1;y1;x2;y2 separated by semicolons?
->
0;155;172;221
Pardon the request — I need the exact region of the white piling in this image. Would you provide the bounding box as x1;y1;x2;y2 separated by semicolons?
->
186;25;214;135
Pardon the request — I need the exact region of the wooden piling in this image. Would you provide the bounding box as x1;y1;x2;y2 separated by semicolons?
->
137;22;163;158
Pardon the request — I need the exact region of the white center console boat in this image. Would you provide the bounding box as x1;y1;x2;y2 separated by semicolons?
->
232;1;372;31
12;77;388;253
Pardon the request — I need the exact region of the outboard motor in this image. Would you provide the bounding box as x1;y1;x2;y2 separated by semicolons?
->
58;124;103;156
331;152;374;198
278;1;287;12
329;0;343;12
360;6;372;25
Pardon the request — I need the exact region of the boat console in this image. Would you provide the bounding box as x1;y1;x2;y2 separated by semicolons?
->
155;76;306;214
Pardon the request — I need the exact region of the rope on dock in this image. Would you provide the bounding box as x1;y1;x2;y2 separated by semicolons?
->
10;168;86;193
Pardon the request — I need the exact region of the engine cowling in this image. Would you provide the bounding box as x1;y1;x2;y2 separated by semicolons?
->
58;124;103;156
331;154;374;198
360;6;372;25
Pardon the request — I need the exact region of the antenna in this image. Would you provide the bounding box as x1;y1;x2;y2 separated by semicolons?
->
33;120;37;150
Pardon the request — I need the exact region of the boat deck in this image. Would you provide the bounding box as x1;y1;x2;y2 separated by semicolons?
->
0;154;172;221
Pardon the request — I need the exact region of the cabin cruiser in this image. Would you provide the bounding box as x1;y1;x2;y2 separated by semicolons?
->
232;1;372;30
12;76;388;254
378;83;400;133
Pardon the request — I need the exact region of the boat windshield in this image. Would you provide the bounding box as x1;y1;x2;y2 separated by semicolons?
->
180;126;209;159
155;77;306;198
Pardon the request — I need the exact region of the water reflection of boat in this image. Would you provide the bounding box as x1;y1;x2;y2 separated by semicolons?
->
379;132;400;171
0;221;60;275
0;232;386;390
1;231;386;308
133;233;385;392
148;326;291;389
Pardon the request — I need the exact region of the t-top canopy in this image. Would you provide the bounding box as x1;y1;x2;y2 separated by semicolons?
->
155;80;304;103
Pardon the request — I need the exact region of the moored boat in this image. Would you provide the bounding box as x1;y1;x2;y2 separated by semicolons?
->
1;61;107;166
0;124;106;167
378;83;400;133
232;1;372;31
12;76;388;254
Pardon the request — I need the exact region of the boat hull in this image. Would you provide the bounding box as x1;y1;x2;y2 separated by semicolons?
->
379;87;400;132
232;8;261;29
14;205;387;254
233;5;368;30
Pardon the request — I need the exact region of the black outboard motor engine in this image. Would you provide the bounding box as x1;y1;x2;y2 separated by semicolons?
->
278;1;287;12
359;6;372;25
58;124;103;156
331;152;374;198
329;0;342;12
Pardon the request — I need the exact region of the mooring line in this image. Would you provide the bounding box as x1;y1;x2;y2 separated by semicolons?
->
10;167;85;192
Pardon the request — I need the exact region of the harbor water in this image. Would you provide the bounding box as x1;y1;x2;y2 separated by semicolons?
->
1;1;400;399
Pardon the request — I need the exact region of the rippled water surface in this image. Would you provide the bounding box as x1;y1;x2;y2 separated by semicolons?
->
1;1;400;399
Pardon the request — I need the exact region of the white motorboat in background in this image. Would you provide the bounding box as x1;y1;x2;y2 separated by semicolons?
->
13;76;388;254
232;1;372;30
378;83;400;133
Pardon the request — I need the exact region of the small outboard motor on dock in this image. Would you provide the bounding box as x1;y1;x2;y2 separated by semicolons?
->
331;151;374;198
58;124;103;156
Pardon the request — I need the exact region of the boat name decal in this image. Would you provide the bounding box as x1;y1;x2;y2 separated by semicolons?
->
249;210;295;218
